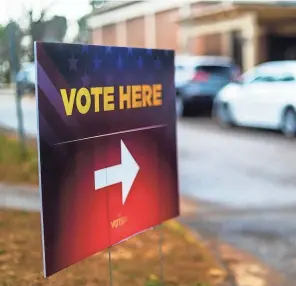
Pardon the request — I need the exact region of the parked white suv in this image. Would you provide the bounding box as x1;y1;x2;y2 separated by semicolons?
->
213;61;296;137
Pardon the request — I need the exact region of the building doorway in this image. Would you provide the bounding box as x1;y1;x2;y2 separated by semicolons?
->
268;34;296;61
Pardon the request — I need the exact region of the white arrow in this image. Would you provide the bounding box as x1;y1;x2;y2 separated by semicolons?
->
94;140;140;205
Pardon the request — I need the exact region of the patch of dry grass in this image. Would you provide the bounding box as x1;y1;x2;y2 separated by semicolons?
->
0;210;225;286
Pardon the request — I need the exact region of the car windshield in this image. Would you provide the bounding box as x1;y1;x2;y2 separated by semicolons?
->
195;65;231;78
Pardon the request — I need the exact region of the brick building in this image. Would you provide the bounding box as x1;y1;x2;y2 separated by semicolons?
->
87;0;296;71
87;0;219;53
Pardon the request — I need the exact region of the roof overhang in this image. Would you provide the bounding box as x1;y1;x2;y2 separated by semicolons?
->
86;0;223;30
90;1;139;16
178;3;296;26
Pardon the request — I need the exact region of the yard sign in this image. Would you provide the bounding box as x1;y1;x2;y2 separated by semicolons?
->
34;42;179;277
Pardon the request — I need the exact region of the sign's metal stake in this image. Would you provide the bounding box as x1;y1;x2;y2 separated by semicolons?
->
108;247;114;286
158;224;165;285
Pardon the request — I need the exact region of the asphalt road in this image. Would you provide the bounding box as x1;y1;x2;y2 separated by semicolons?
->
178;118;296;286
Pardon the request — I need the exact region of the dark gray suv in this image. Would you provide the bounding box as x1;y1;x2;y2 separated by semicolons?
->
175;55;240;116
16;63;35;95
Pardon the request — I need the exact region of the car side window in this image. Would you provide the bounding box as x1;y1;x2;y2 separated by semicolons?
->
245;67;282;84
242;68;269;84
277;73;296;82
249;75;277;83
242;64;296;84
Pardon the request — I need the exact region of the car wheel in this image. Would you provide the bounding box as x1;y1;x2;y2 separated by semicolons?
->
281;108;296;138
176;96;191;117
215;102;234;127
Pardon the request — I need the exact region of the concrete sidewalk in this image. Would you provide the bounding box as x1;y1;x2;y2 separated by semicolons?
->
0;183;197;214
0;183;39;211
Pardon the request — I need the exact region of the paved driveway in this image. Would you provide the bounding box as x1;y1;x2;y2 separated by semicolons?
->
178;118;296;286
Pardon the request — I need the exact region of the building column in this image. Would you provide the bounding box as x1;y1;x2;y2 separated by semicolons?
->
221;31;232;57
241;13;259;71
178;23;192;53
144;13;156;48
116;21;127;46
178;3;191;53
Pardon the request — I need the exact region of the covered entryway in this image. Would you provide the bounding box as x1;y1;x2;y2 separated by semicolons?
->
178;3;296;71
268;35;296;61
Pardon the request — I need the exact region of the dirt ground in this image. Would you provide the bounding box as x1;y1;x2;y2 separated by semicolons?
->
0;209;227;286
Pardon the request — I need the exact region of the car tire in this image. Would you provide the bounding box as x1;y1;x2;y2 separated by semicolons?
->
176;96;191;117
281;108;296;138
215;102;234;128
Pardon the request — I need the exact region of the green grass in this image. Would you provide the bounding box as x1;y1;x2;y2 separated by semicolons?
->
0;134;38;184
